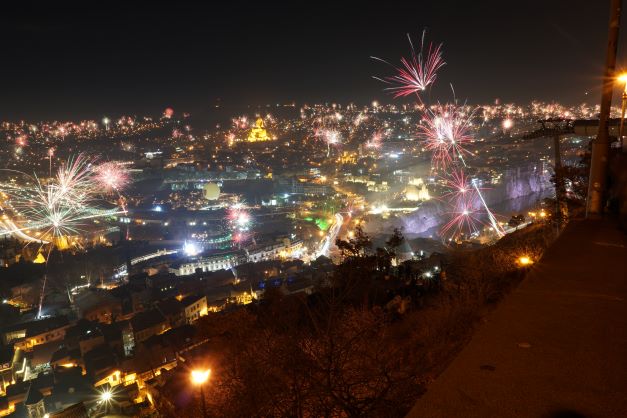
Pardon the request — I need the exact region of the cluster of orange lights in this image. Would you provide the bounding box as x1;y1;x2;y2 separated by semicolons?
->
528;210;547;219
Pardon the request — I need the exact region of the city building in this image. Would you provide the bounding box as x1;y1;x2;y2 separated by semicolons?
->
2;317;71;352
246;117;273;142
168;251;245;276
179;295;207;324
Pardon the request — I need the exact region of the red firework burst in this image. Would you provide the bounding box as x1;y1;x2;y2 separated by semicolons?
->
419;104;475;168
365;130;384;149
441;169;478;205
439;170;493;238
228;205;251;231
440;201;484;238
94;161;130;193
372;31;445;98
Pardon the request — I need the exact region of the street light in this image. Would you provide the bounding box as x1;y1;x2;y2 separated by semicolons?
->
617;73;627;149
101;390;112;402
191;369;211;418
99;388;113;415
517;256;533;266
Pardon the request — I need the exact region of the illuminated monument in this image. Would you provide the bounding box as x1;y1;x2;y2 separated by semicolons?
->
246;117;273;142
405;178;431;201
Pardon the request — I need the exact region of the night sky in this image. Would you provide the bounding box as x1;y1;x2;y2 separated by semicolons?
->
1;1;625;120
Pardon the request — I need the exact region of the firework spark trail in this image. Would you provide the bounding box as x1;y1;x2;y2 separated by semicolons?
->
472;178;504;237
0;218;49;243
441;169;478;204
315;128;342;157
429;119;503;236
440;169;482;237
372;31;445;99
365;130;384;150
445;164;504;237
0;154;129;318
94;162;130;193
228;204;252;232
440;200;484;238
438;168;504;238
372;30;505;240
418;103;502;237
419;104;475;169
0;154;127;244
94;161;131;214
53;154;97;211
0;207;123;238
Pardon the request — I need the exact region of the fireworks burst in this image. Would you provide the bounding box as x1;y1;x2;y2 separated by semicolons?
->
419;104;475;168
54;154;95;210
324;129;341;145
440;201;484;238
438;170;504;239
315;128;342;157
228;204;251;232
441;169;478;204
94;162;130;193
374;29;504;242
315;128;341;144
372;31;445;99
365;131;384;150
232;116;249;130
0;154;127;246
16;135;28;148
439;169;483;238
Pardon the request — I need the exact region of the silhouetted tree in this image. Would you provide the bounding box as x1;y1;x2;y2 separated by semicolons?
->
336;225;372;259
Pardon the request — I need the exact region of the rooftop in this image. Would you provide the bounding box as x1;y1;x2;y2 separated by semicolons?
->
130;309;166;332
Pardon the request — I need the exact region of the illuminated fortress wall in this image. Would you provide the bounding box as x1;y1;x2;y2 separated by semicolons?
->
365;163;553;237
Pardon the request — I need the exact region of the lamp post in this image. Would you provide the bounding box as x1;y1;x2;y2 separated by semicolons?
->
587;0;621;216
618;73;627;150
191;369;211;418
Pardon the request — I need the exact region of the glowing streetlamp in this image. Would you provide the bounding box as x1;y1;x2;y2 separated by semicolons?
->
618;73;627;149
517;256;533;266
191;369;211;418
99;388;113;415
191;369;210;385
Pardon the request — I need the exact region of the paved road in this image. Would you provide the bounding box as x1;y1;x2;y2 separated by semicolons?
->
317;213;343;258
407;219;627;418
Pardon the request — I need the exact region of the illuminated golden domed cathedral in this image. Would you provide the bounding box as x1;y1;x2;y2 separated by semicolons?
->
246;117;273;142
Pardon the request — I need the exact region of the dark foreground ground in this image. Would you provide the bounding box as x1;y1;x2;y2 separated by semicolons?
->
407;219;627;418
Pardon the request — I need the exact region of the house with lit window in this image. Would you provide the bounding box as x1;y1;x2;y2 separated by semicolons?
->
179;295;207;324
1;317;71;352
